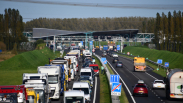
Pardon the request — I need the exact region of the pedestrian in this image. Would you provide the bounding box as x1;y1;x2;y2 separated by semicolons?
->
101;66;104;75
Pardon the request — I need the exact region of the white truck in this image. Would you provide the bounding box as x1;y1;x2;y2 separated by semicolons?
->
64;56;77;80
37;66;61;99
50;59;70;91
164;69;183;100
64;90;85;103
22;73;51;103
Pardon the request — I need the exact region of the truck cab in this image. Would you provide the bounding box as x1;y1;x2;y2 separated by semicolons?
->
64;90;85;103
72;82;91;102
37;66;61;99
0;85;27;103
22;73;51;103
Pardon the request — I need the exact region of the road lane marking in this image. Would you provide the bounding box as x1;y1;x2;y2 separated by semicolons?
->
93;77;97;103
108;61;136;103
145;72;158;80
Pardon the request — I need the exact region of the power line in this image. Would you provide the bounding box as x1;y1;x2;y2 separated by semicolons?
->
2;0;183;10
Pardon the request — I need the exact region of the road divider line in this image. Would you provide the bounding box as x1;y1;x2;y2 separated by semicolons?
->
145;72;158;80
123;65;140;80
108;61;136;103
93;77;97;103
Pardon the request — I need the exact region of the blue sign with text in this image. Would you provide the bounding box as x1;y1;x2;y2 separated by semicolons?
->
117;45;120;50
90;41;93;45
164;62;169;67
80;41;83;45
157;59;163;64
101;57;107;64
110;75;119;83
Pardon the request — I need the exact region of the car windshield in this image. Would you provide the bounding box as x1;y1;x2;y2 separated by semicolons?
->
155;81;164;83
135;85;146;88
91;66;99;70
73;88;89;94
81;72;91;76
65;97;84;103
113;58;118;60
117;62;122;64
48;75;58;84
79;76;90;81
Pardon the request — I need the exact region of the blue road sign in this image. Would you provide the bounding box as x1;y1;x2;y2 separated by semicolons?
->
111;83;122;96
101;57;107;64
117;45;120;50
110;75;119;83
90;41;93;45
80;41;83;45
164;62;169;67
157;59;163;64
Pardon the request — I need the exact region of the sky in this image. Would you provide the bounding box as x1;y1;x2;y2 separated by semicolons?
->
0;0;183;23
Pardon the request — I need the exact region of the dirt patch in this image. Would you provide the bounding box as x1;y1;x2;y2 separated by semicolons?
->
0;54;15;61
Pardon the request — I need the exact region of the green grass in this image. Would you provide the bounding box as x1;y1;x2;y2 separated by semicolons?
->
93;56;111;103
0;47;61;85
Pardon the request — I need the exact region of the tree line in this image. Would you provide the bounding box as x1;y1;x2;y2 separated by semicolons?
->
24;17;155;32
0;8;27;51
151;10;183;53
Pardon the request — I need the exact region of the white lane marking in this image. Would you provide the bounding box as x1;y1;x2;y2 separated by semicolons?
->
93;77;97;103
108;61;136;103
123;66;140;80
145;72;158;80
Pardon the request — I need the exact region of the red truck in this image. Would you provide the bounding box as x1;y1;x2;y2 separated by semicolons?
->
0;85;27;103
89;64;99;76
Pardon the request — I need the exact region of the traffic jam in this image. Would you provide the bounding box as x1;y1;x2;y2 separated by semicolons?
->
0;44;99;103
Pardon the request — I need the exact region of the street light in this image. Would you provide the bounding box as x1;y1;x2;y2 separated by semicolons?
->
163;36;166;50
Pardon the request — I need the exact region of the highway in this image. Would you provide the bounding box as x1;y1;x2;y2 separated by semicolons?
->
95;49;183;103
52;49;100;103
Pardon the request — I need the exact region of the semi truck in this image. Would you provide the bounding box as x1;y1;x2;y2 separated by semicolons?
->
22;73;51;103
133;57;146;72
0;85;27;103
50;59;70;91
164;69;183;100
37;66;61;99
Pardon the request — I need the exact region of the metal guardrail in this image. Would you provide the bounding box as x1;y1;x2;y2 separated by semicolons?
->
93;53;120;103
117;52;169;70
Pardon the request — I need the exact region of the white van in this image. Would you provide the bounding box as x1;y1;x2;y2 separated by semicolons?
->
64;90;85;103
72;82;91;102
80;68;94;82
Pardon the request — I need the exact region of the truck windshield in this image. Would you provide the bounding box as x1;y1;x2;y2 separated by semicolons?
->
65;97;83;103
73;88;89;94
81;72;91;76
48;75;58;84
79;76;90;81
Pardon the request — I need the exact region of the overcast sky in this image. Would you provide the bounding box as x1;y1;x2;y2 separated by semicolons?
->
0;0;183;22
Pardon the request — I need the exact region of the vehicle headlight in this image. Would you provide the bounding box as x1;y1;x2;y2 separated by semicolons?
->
3;97;6;101
0;98;2;101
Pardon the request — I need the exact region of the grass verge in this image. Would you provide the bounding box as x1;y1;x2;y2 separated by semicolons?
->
106;65;129;103
0;47;61;85
93;56;111;103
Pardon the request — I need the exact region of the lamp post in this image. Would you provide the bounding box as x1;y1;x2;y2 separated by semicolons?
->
163;36;166;50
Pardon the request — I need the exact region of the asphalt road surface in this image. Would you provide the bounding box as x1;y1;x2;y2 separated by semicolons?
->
52;49;100;103
95;49;183;103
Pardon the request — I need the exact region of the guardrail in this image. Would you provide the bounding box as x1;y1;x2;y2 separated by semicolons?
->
117;52;169;70
93;53;120;103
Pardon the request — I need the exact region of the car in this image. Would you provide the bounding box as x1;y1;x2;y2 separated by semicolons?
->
102;52;107;57
116;61;123;68
89;64;99;76
83;57;92;63
152;80;165;89
109;52;113;57
112;57;119;63
82;61;93;68
133;80;148;97
79;75;93;88
112;53;118;57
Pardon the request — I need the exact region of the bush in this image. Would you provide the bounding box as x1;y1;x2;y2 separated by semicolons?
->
35;39;44;46
0;41;6;51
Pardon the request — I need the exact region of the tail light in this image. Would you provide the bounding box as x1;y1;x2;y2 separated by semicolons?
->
170;94;175;97
76;64;78;67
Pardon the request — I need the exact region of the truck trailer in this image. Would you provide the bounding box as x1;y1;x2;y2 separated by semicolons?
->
164;69;183;100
